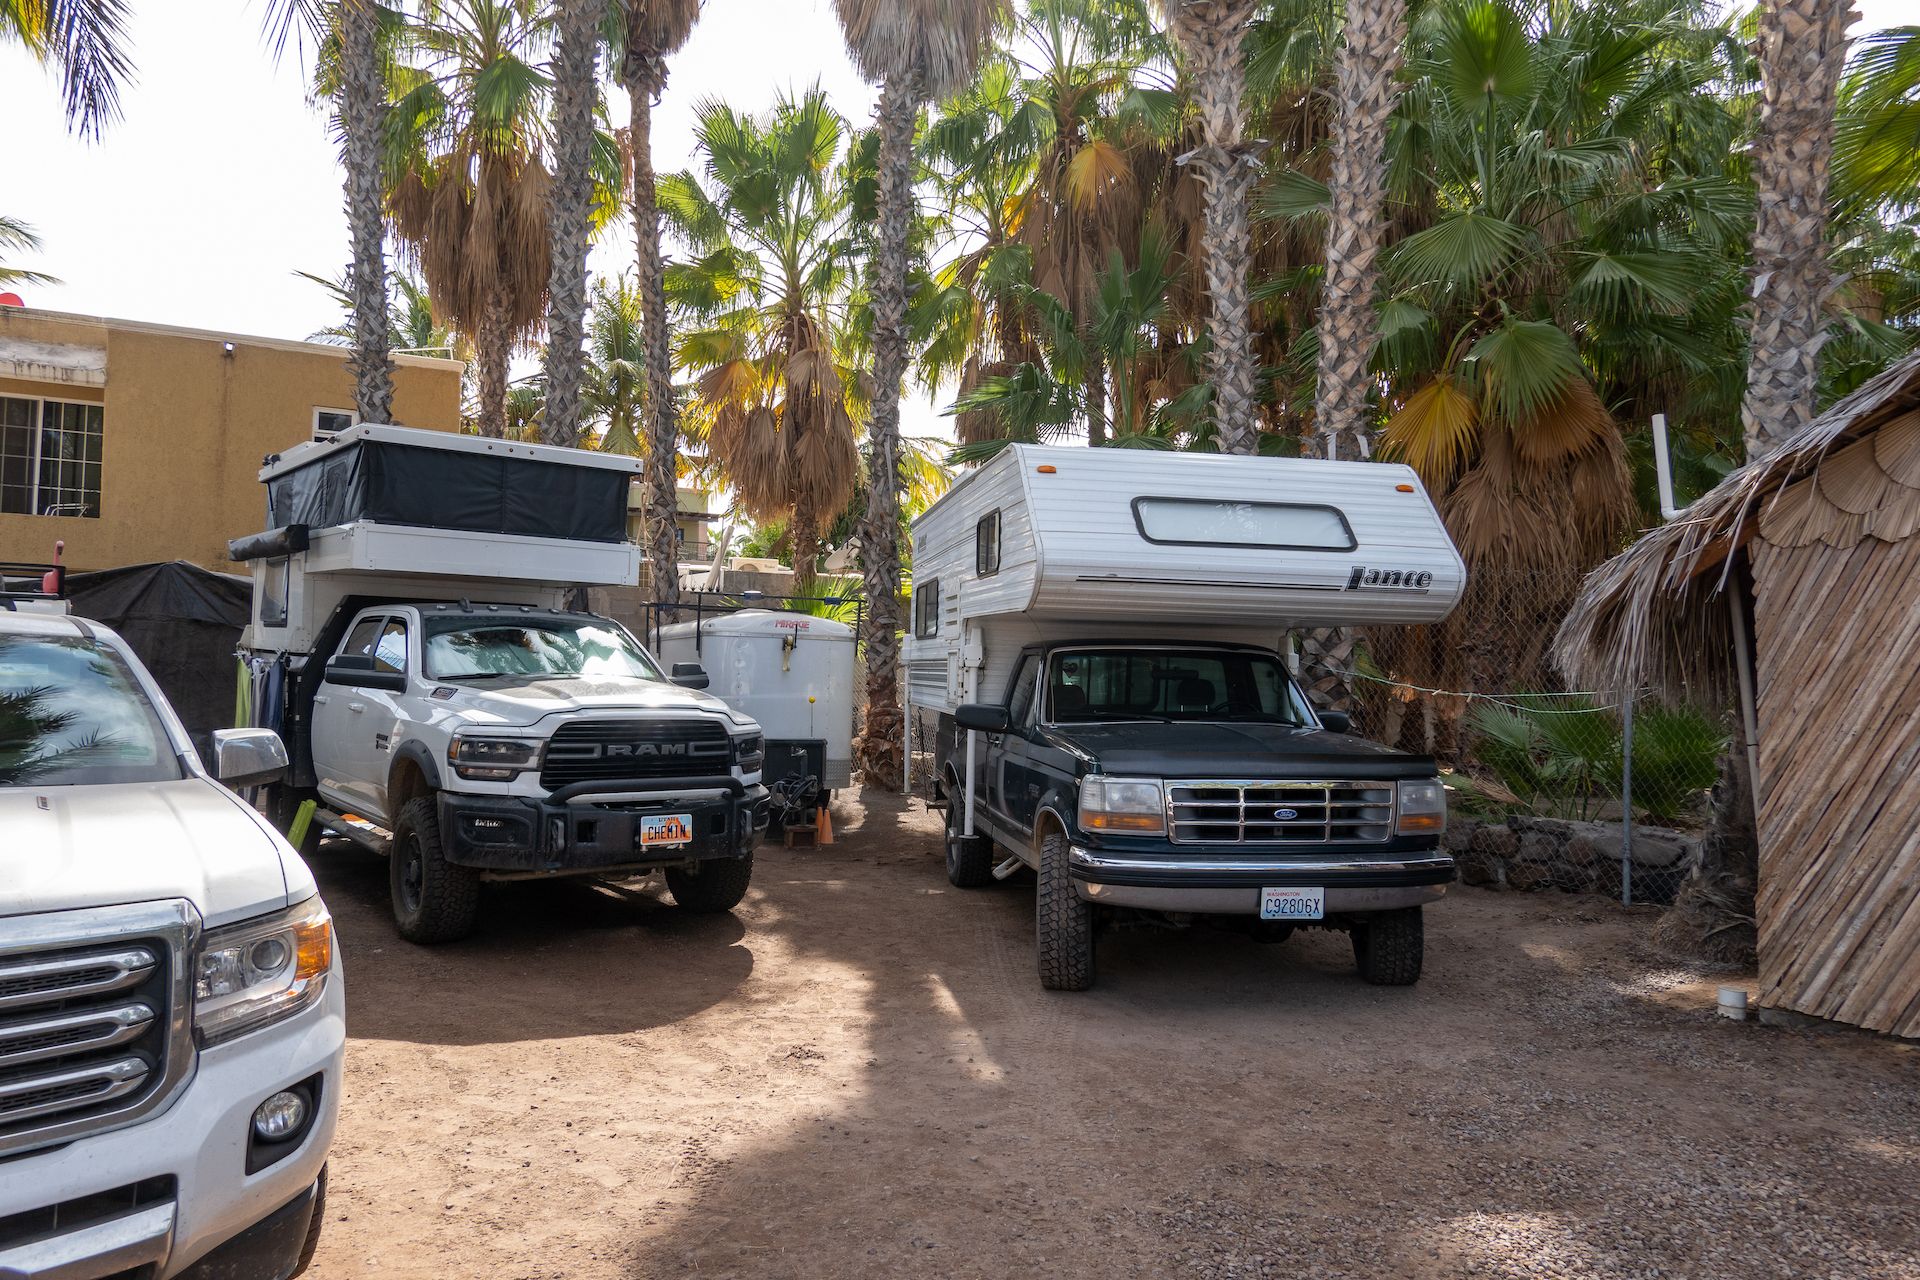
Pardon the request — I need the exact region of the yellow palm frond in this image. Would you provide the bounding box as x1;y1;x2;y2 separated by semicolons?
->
1380;376;1479;487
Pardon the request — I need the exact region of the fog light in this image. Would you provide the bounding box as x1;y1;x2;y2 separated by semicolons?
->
252;1090;309;1142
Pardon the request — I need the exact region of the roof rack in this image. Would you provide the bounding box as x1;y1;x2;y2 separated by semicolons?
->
0;541;70;613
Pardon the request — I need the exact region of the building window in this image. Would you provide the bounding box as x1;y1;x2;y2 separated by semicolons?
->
976;509;1001;577
1;396;103;518
313;408;355;439
913;578;942;639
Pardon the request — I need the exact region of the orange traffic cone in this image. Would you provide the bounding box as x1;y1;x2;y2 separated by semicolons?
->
816;804;834;845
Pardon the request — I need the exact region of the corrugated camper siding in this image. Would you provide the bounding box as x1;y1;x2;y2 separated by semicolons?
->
1752;532;1920;1039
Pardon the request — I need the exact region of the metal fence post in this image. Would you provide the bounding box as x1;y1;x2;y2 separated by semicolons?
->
1620;696;1634;907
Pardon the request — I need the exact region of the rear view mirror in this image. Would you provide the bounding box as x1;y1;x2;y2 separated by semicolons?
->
670;662;710;690
955;703;1009;733
1318;710;1353;734
213;728;289;789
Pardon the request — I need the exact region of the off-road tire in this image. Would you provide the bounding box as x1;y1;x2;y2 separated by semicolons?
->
1352;907;1424;985
1036;829;1094;991
291;1163;328;1277
667;853;754;914
944;776;996;888
390;796;481;944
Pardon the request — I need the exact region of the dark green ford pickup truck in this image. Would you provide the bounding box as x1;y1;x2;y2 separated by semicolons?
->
938;642;1454;990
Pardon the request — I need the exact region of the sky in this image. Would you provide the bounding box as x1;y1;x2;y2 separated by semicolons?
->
1;0;1911;446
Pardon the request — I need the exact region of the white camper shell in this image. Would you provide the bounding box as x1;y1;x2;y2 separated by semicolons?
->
654;609;857;792
904;444;1465;714
238;424;643;653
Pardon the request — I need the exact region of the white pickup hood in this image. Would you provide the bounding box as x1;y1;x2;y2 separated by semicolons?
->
441;675;745;731
0;779;304;928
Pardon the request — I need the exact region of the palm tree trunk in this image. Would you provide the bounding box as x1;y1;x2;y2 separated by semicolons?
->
853;74;916;791
625;47;682;608
1741;0;1850;459
339;0;395;425
1086;353;1107;446
1166;0;1262;456
477;289;511;438
540;0;600;448
792;513;822;600
1314;0;1408;462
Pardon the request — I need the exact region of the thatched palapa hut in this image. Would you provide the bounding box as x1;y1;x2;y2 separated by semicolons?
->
1557;351;1920;1039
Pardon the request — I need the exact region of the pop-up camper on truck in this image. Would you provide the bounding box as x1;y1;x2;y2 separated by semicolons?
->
905;444;1467;990
232;425;769;944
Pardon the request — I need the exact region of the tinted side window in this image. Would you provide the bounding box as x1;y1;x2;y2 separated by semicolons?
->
914;579;942;639
374;619;408;675
1006;656;1036;728
976;510;1001;576
340;617;384;660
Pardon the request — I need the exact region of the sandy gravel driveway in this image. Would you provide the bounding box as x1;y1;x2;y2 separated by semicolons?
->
302;791;1918;1279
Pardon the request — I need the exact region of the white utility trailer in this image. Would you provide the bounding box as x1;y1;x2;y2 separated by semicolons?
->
903;443;1467;818
654;609;856;801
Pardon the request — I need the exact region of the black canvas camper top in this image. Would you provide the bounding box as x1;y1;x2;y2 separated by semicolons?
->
259;423;639;545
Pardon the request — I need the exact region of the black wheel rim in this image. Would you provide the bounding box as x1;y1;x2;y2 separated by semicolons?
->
400;833;424;913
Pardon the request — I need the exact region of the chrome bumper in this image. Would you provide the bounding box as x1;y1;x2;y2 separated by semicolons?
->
1068;845;1453;915
0;1202;174;1280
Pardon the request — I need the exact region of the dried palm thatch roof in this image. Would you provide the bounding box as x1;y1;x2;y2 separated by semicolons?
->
1556;350;1920;705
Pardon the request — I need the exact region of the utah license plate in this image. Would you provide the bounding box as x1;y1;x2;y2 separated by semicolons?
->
1260;887;1325;921
639;813;693;847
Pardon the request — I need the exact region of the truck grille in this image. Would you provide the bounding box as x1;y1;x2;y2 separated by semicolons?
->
540;719;732;788
0;903;197;1158
1166;780;1396;844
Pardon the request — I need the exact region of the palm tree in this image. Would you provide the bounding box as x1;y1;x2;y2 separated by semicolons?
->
1312;0;1409;460
539;0;603;446
386;0;553;438
2;0;134;138
1158;0;1262;455
0;216;55;288
1742;0;1853;459
833;0;1003;788
662;91;864;596
300;265;464;355
583;274;646;454
618;0;702;607
267;0;399;426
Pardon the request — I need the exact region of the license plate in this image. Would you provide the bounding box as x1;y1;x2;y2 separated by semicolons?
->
639;813;693;847
1260;887;1325;921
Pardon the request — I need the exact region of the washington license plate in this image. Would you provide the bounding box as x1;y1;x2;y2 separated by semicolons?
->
639;813;693;847
1260;887;1325;921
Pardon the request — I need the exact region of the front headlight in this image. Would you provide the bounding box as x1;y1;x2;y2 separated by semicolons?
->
449;734;544;781
733;733;764;772
194;898;334;1047
1396;778;1447;835
1078;776;1166;834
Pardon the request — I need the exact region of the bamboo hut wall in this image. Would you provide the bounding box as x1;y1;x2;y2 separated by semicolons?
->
1752;531;1920;1039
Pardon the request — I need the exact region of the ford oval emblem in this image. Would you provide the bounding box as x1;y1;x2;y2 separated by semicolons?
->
1273;807;1299;821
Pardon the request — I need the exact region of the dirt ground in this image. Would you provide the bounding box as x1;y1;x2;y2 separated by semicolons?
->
302;791;1920;1280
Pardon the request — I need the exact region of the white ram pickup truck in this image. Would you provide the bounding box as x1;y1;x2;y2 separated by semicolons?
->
283;601;768;943
0;607;343;1280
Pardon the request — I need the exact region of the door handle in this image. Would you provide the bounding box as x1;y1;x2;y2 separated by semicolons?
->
313;695;330;706
347;702;366;714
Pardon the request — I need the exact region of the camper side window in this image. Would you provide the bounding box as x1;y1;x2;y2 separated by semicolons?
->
914;579;942;638
1132;496;1356;551
976;510;1002;576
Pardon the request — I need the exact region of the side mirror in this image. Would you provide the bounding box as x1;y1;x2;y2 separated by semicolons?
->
955;703;1010;733
670;662;710;690
324;655;407;692
1318;709;1353;734
213;728;289;789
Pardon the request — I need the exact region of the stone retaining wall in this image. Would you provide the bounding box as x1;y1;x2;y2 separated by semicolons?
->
1443;814;1700;905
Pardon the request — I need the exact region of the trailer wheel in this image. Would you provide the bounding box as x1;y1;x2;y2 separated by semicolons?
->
1351;907;1424;985
1036;828;1094;991
390;795;481;944
667;853;754;913
943;776;995;888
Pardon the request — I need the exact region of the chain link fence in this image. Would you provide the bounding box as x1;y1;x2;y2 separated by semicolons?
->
1326;569;1731;907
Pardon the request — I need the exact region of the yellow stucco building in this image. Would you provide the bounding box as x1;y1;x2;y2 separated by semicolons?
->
0;307;464;573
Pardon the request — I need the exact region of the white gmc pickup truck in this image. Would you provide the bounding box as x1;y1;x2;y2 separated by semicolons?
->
0;606;342;1280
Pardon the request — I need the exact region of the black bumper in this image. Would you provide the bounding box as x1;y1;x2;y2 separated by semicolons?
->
438;779;770;872
174;1172;321;1280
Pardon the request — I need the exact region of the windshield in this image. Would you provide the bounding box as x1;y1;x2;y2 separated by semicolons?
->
423;617;663;681
1047;649;1315;726
0;634;183;785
